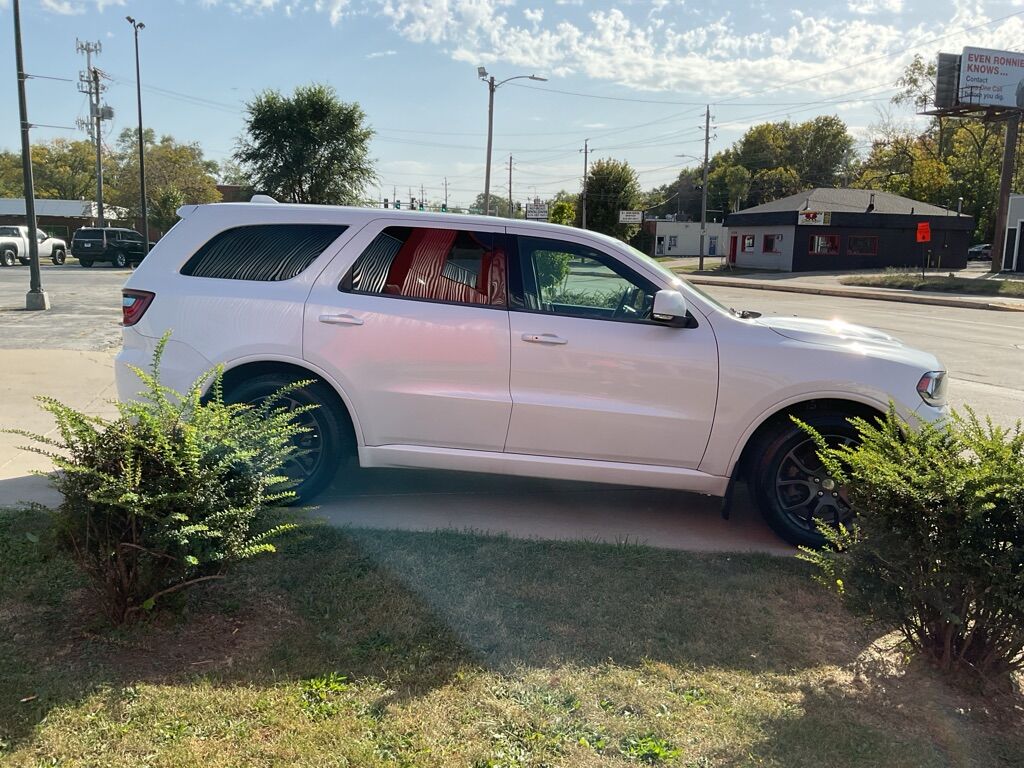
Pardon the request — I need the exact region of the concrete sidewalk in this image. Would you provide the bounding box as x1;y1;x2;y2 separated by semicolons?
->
0;348;790;555
666;260;1024;312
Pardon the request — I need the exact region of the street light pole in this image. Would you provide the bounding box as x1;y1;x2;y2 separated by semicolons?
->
478;68;546;216
13;0;48;310
127;16;148;256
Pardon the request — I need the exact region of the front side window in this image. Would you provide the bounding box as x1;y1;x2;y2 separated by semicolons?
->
182;223;347;281
809;234;840;255
516;236;655;322
344;226;507;306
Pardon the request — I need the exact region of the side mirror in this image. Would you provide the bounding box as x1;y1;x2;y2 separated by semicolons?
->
652;289;689;326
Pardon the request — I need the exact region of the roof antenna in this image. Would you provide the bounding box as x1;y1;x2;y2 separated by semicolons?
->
250;194;279;204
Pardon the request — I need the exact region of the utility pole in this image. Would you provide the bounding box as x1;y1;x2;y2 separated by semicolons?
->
13;0;48;310
508;154;513;218
699;105;710;271
991;114;1020;273
420;183;425;210
76;40;108;227
581;139;589;229
127;17;148;255
483;75;496;215
443;177;448;210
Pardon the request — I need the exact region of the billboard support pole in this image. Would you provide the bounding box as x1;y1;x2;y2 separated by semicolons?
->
991;113;1020;273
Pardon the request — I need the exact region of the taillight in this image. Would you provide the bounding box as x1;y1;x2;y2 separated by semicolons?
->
122;289;154;326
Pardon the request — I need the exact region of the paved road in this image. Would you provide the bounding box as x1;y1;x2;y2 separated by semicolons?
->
710;285;1024;426
0;262;127;350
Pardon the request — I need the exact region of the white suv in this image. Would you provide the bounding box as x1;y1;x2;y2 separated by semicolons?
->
117;201;947;546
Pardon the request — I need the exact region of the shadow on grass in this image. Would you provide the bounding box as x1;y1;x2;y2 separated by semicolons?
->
0;503;860;749
3;506;1021;765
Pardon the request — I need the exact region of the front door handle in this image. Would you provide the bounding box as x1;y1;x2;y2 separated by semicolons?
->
522;333;567;345
319;313;364;326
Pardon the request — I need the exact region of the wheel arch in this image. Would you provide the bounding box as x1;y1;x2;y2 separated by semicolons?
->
218;358;363;447
729;397;886;482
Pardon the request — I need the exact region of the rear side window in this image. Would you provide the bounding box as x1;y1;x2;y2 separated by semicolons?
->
181;224;347;281
342;226;507;306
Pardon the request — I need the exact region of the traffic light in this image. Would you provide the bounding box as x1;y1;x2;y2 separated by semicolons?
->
395;200;401;209
419;201;424;211
441;202;447;212
383;198;389;208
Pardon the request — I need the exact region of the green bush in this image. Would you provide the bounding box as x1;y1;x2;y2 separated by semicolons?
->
8;335;307;624
799;409;1024;683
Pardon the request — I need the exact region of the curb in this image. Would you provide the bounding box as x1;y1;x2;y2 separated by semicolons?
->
685;277;1024;313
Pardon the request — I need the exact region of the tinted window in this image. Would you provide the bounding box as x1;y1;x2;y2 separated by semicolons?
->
0;227;20;236
344;226;507;306
74;229;103;241
515;236;655;322
181;224;347;281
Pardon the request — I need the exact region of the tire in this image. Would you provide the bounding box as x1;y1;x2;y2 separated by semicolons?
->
225;373;351;502
749;411;861;548
79;259;93;268
18;257;29;266
1;250;14;267
51;248;66;265
112;251;127;269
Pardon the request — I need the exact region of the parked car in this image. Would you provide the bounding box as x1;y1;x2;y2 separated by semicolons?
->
116;201;948;547
70;227;147;268
0;225;68;266
967;243;992;261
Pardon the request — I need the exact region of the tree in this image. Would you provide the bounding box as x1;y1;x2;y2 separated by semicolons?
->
0;150;22;197
580;158;642;240
471;192;511;217
108;129;221;233
31;139;98;200
549;199;575;226
235;84;376;205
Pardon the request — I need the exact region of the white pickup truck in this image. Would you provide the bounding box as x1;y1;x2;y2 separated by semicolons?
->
0;225;68;267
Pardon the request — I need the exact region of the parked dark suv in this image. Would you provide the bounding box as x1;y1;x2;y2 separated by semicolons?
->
71;227;147;268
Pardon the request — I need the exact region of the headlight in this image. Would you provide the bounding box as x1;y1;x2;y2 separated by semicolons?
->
916;371;947;407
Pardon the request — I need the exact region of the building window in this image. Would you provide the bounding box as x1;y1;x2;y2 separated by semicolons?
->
848;235;878;256
808;234;840;255
668;235;677;249
763;234;782;253
344;226;506;307
742;234;755;252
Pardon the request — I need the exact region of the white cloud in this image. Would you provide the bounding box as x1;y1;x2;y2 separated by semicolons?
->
523;7;543;24
366;49;397;58
40;0;85;14
847;0;903;15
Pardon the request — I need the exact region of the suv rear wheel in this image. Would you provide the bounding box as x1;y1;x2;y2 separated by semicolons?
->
224;373;350;502
79;259;93;268
749;411;860;548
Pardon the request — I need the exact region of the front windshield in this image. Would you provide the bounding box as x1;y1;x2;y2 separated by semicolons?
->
623;241;731;314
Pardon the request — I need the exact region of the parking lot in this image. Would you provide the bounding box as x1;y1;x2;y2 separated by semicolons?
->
2;262;1023;552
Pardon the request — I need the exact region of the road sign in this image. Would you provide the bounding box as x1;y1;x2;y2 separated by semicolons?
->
916;222;932;243
526;202;548;221
619;210;643;224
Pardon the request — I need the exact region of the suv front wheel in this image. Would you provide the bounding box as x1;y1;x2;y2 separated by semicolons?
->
112;251;128;268
225;373;349;502
749;411;860;548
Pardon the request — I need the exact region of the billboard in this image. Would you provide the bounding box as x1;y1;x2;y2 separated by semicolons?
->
959;47;1024;108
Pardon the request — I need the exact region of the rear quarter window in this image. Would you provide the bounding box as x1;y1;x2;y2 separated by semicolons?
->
180;224;347;281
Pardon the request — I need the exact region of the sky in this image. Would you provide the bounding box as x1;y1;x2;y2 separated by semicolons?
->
1;0;1022;209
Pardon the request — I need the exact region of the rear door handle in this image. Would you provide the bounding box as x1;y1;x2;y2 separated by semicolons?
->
522;333;567;345
318;313;364;326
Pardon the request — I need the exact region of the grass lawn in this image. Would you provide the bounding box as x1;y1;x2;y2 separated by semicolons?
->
839;272;1024;299
2;506;1022;767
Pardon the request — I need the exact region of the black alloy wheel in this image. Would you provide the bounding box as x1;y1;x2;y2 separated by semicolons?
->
751;412;860;548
